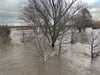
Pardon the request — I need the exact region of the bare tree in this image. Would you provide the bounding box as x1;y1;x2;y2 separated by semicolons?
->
21;24;25;42
74;8;93;32
22;0;83;48
88;29;100;63
28;23;50;62
0;25;11;43
69;8;93;44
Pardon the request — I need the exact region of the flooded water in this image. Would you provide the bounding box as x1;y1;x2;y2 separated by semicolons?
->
0;29;100;75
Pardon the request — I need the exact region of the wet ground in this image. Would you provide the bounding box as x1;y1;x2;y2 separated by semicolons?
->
0;29;100;75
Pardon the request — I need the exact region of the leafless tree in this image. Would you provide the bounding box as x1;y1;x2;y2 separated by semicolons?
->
21;25;25;42
69;8;93;44
27;23;50;62
74;8;93;32
88;29;100;63
0;25;11;43
22;0;83;48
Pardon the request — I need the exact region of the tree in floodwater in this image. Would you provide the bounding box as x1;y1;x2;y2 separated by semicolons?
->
21;25;25;42
88;29;100;63
29;24;50;62
22;0;83;48
0;25;11;43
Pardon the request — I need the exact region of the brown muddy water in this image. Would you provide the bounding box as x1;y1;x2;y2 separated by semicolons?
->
0;29;99;75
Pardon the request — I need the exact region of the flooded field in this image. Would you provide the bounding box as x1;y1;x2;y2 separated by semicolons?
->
0;29;100;75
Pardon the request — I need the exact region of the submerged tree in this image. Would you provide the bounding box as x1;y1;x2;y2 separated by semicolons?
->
88;30;100;63
22;0;83;48
0;25;11;43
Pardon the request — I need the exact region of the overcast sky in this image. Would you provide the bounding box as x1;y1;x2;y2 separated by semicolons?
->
87;0;100;21
0;0;99;24
0;0;26;24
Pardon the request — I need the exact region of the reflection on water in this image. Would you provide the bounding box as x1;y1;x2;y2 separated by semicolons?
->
0;29;99;75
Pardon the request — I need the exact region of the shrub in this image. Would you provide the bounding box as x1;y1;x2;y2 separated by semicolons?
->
0;26;11;43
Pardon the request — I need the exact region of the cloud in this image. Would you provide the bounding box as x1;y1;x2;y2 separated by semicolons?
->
0;0;100;23
0;0;6;2
89;1;100;20
0;0;26;23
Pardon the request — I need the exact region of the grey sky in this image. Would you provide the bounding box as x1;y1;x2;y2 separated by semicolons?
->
79;0;100;21
0;0;26;24
0;0;99;24
89;0;100;21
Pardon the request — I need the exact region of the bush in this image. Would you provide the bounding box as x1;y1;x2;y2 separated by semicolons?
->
0;26;11;43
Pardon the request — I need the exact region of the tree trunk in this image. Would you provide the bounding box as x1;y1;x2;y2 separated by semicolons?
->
51;35;56;48
78;27;82;32
51;42;55;48
91;44;94;63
